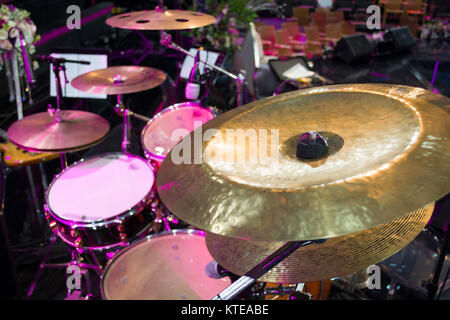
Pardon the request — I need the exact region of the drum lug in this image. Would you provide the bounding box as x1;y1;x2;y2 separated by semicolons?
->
117;224;128;244
74;237;83;249
70;229;78;238
70;228;83;249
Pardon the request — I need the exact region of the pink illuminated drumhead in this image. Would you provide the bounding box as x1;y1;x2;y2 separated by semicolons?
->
47;153;154;222
102;231;231;300
141;103;214;161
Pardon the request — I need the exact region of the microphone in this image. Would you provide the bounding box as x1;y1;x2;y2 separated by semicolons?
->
185;48;202;101
33;55;91;65
18;29;36;88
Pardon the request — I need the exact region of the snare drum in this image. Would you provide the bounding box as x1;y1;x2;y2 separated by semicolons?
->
45;153;156;250
101;230;232;300
141;102;214;166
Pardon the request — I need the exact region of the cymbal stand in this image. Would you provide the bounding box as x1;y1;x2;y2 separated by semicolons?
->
212;239;326;300
25;55;106;299
114;94;152;154
37;54;91;170
160;31;247;107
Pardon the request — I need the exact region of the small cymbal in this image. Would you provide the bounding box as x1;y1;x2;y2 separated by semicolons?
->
156;84;450;241
71;66;166;95
106;10;216;30
205;204;434;283
7;110;110;153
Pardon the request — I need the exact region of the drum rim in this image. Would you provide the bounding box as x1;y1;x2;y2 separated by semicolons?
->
141;102;214;161
100;228;205;300
45;152;156;228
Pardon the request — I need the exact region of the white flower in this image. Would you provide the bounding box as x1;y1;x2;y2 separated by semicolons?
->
0;29;7;40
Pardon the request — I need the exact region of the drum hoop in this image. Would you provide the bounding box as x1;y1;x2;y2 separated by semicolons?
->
45;152;155;228
141;102;214;161
100;229;206;300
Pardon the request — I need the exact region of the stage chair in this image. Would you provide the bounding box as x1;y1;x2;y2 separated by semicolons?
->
305;24;327;45
316;7;331;13
293;7;310;26
400;13;420;37
403;0;427;25
311;11;328;34
257;25;293;56
282;21;305;41
325;11;344;24
324;23;343;45
276;28;304;53
382;0;404;26
304;42;324;58
339;20;357;36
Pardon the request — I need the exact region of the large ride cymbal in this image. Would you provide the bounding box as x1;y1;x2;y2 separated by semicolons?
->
7;110;110;153
156;84;450;241
71;66;166;95
205;204;434;283
106;10;216;30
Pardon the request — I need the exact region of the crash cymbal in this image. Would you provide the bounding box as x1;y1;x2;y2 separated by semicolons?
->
205;204;434;283
7;110;110;153
106;10;216;30
156;84;450;241
71;66;166;95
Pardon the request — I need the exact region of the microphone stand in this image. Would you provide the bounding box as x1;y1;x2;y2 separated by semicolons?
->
160;31;247;107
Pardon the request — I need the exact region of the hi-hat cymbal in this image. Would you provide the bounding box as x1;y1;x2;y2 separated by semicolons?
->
156;84;450;241
71;66;166;95
106;10;216;30
7;110;110;153
205;204;434;283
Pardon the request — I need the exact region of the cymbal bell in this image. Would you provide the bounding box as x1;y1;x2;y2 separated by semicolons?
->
71;66;166;95
106;10;216;30
205;204;434;283
156;84;450;241
7;110;110;153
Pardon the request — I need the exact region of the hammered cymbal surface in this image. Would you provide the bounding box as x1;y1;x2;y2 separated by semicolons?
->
71;66;166;95
156;84;450;241
106;10;216;30
7;110;110;153
205;204;434;283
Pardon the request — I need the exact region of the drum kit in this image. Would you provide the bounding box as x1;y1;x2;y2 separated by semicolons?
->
4;6;450;300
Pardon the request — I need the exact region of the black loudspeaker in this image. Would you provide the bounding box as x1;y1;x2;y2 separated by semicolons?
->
335;34;373;63
384;27;416;52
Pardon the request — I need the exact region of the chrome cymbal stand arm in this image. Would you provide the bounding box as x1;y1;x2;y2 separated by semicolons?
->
160;32;247;107
212;239;325;300
117;95;131;153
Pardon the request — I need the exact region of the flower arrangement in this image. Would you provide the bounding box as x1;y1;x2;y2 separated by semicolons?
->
187;0;282;53
0;4;40;71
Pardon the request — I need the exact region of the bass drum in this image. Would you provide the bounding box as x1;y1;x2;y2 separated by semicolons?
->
101;230;232;300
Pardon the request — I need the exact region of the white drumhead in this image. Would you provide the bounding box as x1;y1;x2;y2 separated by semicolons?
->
141;103;214;161
47;153;155;222
102;231;231;300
